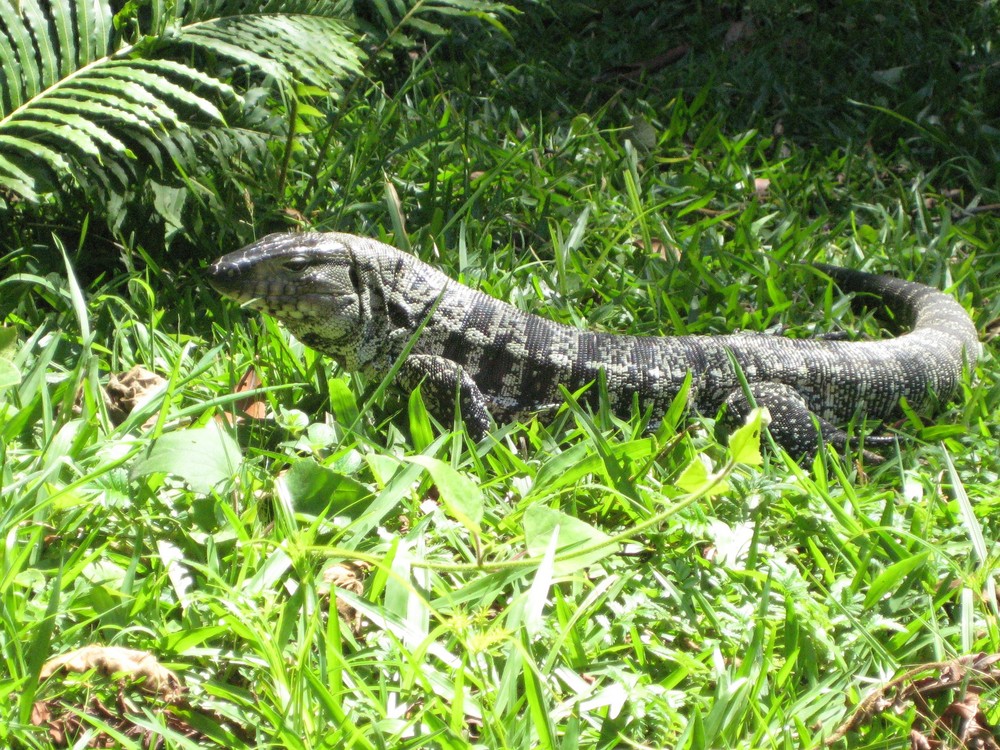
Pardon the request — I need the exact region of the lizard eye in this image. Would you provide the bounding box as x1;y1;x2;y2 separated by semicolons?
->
283;256;312;273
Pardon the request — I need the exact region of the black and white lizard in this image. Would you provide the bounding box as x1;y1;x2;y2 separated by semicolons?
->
208;232;980;459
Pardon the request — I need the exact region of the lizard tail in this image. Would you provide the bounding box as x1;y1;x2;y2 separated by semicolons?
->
812;263;980;366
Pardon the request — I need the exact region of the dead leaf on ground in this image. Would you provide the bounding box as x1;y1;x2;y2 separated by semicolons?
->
939;693;999;749
282;206;308;225
634;237;680;262
753;178;771;200
40;645;182;700
31;644;234;748
319;561;370;634
216;366;270;426
596;44;690;81
724;18;755;48
825;653;1000;748
984;318;1000;342
102;366;166;426
31;691;239;748
924;188;965;210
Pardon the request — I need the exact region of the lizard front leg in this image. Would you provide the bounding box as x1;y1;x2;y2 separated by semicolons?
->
397;354;493;439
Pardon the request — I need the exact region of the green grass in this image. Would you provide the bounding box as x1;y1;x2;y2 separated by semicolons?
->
2;2;1000;748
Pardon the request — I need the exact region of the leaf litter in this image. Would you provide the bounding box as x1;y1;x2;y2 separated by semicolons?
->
32;644;247;747
825;653;1000;749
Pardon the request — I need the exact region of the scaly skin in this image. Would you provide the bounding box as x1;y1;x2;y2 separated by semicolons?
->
208;232;980;458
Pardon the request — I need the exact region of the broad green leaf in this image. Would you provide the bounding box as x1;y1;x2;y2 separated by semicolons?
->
0;156;38;199
130;422;242;493
21;564;61;711
0;1;37;107
156;540;194;612
660;370;692;435
528;438;656;500
0;358;20;391
57;235;90;344
405;455;483;535
729;407;763;465
243;548;292;597
0;327;17;355
97;66;226;122
863;552;931;608
46;90;162;130
21;108;127;154
384;539;429;649
278;459;371;517
406;17;448;37
19;0;57;90
519;630;557;750
328;377;359;425
0;135;72;174
51;0;77;79
126;58;237;98
344;458;425;545
675;456;729;497
523;505;614;575
529;442;599;498
407;386;434;451
945;448;987;564
522;524;557;637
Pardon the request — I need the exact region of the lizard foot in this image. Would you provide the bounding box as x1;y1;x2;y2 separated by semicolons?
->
724;382;889;463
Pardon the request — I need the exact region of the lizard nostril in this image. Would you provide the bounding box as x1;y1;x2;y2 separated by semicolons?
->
207;262;236;279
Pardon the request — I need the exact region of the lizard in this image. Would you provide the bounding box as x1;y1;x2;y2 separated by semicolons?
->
208;232;980;459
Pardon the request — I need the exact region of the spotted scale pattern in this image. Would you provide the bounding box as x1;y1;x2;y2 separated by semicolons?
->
208;233;980;459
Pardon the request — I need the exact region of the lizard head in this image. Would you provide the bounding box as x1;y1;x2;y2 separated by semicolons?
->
208;232;375;368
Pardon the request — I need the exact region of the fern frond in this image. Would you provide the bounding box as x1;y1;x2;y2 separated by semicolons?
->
0;1;363;203
181;16;362;83
361;0;514;48
177;0;355;22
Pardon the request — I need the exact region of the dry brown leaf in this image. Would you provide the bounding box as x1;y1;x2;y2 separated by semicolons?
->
103;366;166;426
216;366;270;426
596;44;690;81
634;237;680;262
235;366;268;421
322;561;367;594
31;693;228;748
754;178;771;200
939;693;1000;749
825;653;1000;747
320;561;370;634
32;647;250;747
30;701;63;745
282;206;308;225
40;645;182;701
32;700;72;747
724;18;755;48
